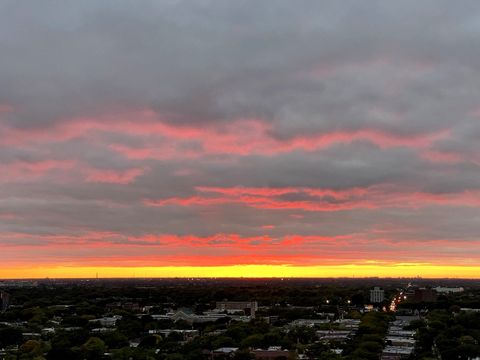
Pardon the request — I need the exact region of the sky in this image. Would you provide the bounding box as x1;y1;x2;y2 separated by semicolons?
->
1;0;480;278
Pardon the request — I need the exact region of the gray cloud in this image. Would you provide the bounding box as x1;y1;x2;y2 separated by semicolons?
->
0;0;479;267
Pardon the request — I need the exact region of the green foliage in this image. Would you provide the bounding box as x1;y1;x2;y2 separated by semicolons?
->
81;337;106;360
117;315;143;338
287;326;317;345
411;309;480;359
165;354;184;360
19;340;51;360
111;347;158;360
211;335;236;349
305;342;330;357
102;330;130;349
343;312;391;359
20;307;50;326
240;333;264;348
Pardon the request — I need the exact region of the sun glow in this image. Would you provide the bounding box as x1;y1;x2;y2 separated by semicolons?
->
1;264;479;279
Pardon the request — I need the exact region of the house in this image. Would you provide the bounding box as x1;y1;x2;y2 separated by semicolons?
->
211;347;239;358
252;347;296;360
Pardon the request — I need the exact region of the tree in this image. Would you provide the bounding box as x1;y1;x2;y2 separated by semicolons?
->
111;347;134;360
211;335;236;349
102;331;129;349
81;337;106;360
318;352;342;360
165;354;184;360
287;326;316;344
117;315;143;338
111;347;158;360
19;340;51;360
240;334;263;348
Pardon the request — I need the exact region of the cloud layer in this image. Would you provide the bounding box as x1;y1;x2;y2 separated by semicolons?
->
1;0;479;275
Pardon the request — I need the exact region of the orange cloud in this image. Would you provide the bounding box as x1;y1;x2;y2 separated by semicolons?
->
0;231;477;270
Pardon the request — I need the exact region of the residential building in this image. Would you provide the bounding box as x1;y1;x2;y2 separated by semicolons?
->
211;347;238;359
370;287;385;303
89;315;122;327
252;347;295;360
215;301;258;317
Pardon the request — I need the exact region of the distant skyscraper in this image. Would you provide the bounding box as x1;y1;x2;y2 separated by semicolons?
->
370;287;385;303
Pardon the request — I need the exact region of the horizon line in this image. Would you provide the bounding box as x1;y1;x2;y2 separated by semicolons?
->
1;276;479;281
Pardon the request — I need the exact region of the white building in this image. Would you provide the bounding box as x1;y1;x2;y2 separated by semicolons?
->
370;287;385;303
89;315;122;327
433;286;464;294
152;310;238;324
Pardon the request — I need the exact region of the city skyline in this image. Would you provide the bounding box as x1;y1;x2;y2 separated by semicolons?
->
1;1;480;279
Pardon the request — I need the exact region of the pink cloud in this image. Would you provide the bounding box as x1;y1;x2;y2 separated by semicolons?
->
144;196;232;207
0;110;451;159
0;160;75;182
0;159;148;185
261;225;275;229
145;185;480;212
197;186;369;200
420;150;463;163
196;186;299;197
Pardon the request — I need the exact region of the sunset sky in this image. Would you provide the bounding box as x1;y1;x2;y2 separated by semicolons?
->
1;1;479;278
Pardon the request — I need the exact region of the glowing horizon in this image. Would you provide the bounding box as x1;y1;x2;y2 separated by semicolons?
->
2;264;480;280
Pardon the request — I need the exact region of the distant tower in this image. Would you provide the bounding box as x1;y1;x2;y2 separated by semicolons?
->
370;287;385;303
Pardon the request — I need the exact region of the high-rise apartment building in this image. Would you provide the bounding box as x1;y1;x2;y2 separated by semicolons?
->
370;287;385;303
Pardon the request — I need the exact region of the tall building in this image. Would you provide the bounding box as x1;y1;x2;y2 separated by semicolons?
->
406;288;437;302
370;287;385;303
0;291;11;312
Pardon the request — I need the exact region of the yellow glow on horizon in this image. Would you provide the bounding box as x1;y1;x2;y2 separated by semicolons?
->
1;264;479;279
